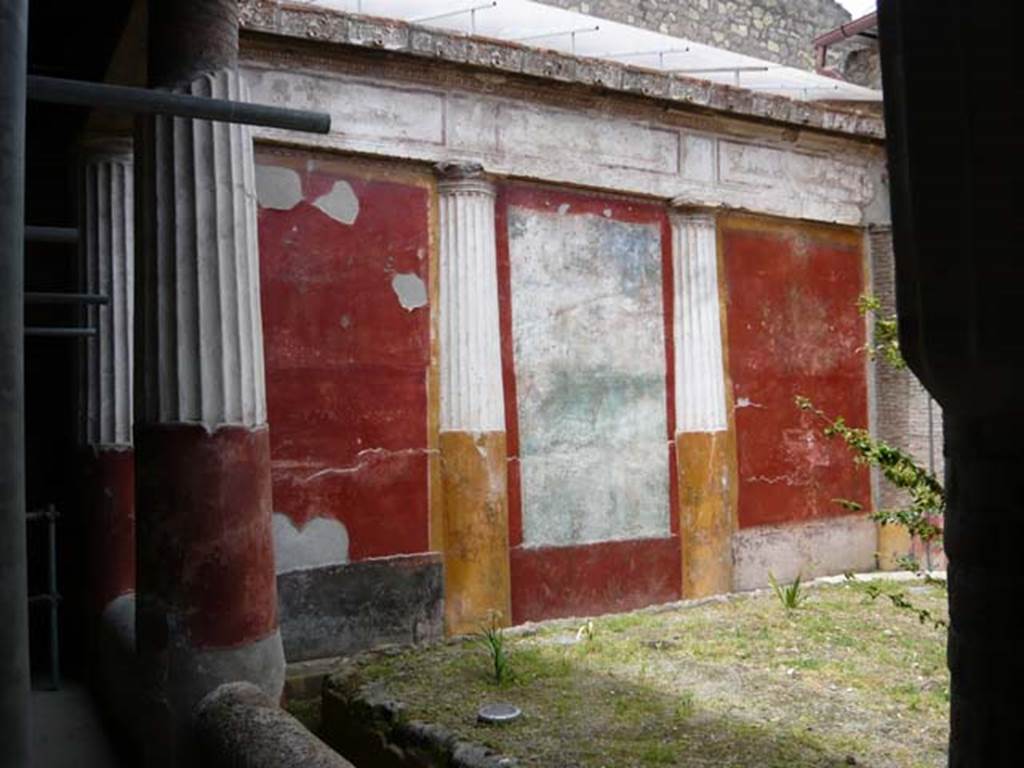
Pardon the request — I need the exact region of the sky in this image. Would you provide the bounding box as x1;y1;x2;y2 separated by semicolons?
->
838;0;877;18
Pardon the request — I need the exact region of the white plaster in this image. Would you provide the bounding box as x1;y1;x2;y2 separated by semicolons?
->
243;65;886;227
136;69;268;428
671;212;728;434
81;144;134;448
391;272;427;311
438;175;506;432
509;208;669;547
255;164;303;210
732;515;879;592
313;179;359;225
680;134;716;183
272;513;349;574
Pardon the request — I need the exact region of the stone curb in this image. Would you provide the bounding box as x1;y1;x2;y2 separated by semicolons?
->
323;665;517;768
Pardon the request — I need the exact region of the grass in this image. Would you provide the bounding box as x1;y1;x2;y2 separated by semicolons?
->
340;580;950;768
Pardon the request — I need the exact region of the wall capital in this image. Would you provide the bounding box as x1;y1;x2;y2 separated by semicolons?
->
668;200;719;224
435;160;494;196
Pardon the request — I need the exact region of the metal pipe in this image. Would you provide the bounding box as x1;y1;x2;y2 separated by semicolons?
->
812;12;877;80
24;327;98;338
25;225;78;243
411;1;496;25
811;12;878;49
27;75;331;134
46;504;60;690
0;0;33;763
671;65;771;75
25;292;109;305
513;25;599;43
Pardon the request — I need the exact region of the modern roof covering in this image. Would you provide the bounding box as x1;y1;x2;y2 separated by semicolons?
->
295;0;881;102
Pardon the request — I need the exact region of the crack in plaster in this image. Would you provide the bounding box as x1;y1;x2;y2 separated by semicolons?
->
745;474;801;486
300;447;435;483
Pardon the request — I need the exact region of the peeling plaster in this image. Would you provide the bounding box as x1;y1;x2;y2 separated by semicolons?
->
732;515;877;591
391;272;428;311
255;165;303;211
272;513;349;574
735;397;765;409
313;180;360;224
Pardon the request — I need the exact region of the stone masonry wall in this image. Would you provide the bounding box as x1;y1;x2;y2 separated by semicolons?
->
541;0;851;70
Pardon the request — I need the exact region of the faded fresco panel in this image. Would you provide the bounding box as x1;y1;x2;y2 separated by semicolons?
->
508;206;669;547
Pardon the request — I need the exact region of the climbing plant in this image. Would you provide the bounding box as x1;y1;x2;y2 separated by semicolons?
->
795;295;945;568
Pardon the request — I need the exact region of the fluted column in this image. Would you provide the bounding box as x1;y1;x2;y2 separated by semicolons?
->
134;61;283;764
670;209;737;597
436;162;510;634
78;138;137;625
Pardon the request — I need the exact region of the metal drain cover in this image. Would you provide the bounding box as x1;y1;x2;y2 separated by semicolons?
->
478;703;521;724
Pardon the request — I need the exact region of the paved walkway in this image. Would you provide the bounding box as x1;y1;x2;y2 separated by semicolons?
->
31;681;124;768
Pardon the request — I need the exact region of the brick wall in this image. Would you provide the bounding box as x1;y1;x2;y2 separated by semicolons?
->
869;227;945;566
541;0;851;70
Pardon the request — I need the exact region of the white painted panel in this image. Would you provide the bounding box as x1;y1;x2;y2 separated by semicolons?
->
509;207;669;547
680;134;716;183
242;65;884;227
245;68;445;147
496;102;679;175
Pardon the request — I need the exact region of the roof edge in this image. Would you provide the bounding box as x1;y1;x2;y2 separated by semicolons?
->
239;0;884;142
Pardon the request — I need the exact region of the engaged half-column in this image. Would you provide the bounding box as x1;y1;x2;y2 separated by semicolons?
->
670;209;738;597
436;162;511;634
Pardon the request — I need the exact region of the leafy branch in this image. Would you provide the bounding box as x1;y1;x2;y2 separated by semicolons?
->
858;294;905;370
844;574;946;630
795;395;944;545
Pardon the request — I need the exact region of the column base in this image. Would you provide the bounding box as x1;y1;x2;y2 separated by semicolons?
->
439;431;511;635
676;431;736;598
82;446;135;616
135;423;284;766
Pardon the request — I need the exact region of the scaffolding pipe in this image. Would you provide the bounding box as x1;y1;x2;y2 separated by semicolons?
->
0;0;33;764
25;292;109;305
24;225;78;243
27;75;332;134
24;327;98;338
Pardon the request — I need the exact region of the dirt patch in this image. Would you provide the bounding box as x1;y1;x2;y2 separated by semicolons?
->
320;580;948;768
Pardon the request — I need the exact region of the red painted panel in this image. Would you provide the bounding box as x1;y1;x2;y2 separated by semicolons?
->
257;154;431;560
510;537;681;623
723;220;870;529
83;447;135;614
136;424;277;649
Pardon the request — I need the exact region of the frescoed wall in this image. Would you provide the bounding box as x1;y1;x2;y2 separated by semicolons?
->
255;150;442;660
722;215;876;589
722;216;871;529
497;186;681;623
252;152;881;639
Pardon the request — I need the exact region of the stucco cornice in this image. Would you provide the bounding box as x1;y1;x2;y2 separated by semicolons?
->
238;0;884;142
